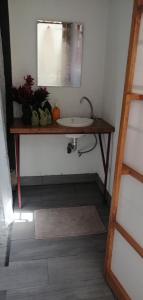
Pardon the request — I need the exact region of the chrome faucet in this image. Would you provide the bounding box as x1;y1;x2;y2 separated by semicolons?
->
80;96;94;119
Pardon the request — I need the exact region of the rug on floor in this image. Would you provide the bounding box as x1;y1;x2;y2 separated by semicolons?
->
34;206;106;239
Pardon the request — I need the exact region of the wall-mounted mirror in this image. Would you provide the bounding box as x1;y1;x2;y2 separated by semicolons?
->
37;21;83;87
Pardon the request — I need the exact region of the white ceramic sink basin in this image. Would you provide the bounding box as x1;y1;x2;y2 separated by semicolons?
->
57;117;94;128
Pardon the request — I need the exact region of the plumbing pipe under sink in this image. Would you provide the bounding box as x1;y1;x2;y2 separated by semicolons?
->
66;134;98;155
67;137;78;154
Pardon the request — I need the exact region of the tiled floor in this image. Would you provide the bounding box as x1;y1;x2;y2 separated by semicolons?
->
0;182;115;299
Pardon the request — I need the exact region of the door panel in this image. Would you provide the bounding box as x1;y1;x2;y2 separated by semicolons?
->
117;176;143;247
112;231;143;300
124;100;143;172
133;14;143;93
124;126;143;173
105;2;143;299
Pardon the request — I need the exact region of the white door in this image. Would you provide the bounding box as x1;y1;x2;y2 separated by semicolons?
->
105;1;143;299
0;30;13;225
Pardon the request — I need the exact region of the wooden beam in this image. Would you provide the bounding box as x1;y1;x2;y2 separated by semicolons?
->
115;221;143;258
127;93;143;100
106;270;131;300
122;163;143;183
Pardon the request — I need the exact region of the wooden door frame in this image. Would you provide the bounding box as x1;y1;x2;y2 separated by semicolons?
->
105;1;143;299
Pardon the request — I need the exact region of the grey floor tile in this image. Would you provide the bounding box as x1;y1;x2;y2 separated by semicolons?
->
10;235;106;262
0;247;7;266
15;196;79;211
48;253;105;288
6;286;49;300
6;282;114;300
0;260;48;291
0;291;6;300
19;184;76;203
74;182;101;196
10;182;113;298
0;231;9;248
11;222;35;240
22;183;76;193
14;182;107;212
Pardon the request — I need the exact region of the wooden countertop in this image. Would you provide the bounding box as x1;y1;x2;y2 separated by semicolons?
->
10;118;115;135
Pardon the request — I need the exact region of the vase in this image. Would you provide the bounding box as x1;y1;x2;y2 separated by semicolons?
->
39;108;48;127
22;104;32;125
31;110;39;127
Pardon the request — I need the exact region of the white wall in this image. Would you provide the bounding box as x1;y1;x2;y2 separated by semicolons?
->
8;0;134;189
8;0;110;176
102;0;133;193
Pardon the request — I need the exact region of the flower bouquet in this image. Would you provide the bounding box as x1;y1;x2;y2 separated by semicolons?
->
11;75;52;125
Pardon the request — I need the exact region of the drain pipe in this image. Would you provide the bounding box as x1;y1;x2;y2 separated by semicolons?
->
67;138;78;154
78;134;98;157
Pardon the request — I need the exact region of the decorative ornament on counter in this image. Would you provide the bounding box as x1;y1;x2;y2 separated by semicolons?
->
31;110;39;127
38;108;49;127
11;75;52;126
52;104;61;121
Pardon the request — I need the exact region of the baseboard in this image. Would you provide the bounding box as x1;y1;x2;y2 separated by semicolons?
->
95;174;111;207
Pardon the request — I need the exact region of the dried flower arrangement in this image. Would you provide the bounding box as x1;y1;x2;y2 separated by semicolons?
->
11;75;52;125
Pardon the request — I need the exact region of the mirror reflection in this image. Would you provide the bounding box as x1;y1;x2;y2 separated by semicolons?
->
37;21;83;87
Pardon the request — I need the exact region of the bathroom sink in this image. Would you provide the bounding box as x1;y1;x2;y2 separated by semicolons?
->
57;117;94;128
